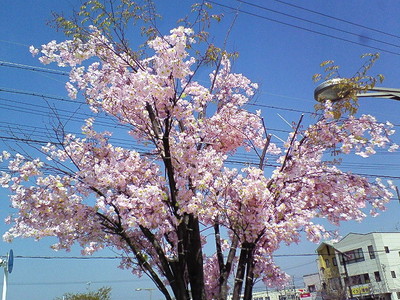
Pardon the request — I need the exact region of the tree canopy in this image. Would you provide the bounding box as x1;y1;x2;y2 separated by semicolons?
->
54;287;111;300
0;1;397;300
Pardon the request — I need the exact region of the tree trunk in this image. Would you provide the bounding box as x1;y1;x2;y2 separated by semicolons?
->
187;215;206;300
243;244;256;300
232;242;256;300
217;232;238;300
232;243;250;300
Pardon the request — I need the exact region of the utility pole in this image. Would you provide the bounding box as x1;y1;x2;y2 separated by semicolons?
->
0;250;13;300
339;252;353;299
292;276;296;300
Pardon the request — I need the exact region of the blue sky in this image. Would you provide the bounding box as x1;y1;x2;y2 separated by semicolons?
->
1;1;400;299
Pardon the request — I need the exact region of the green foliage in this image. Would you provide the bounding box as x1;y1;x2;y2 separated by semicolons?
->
313;53;384;119
50;0;233;71
50;0;236;72
203;44;238;67
50;0;158;57
54;287;111;300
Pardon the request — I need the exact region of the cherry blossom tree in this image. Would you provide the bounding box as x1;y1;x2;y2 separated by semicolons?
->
0;1;398;300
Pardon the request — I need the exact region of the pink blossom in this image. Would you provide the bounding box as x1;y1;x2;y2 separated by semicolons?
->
1;26;397;299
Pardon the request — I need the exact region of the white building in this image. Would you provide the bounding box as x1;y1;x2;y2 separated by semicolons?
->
303;273;323;300
317;232;400;300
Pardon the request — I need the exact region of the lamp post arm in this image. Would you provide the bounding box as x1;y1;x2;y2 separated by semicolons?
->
356;89;400;101
314;79;400;102
369;87;400;93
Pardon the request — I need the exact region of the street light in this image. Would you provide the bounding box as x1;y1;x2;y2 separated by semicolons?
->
0;250;13;300
135;288;154;300
314;78;400;102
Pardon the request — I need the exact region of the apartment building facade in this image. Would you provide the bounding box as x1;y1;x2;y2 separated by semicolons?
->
317;232;400;300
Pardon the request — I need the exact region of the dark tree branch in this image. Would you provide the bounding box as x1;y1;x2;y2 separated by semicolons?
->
232;242;251;300
139;225;188;299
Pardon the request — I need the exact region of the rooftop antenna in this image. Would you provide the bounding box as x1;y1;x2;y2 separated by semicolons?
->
0;250;13;300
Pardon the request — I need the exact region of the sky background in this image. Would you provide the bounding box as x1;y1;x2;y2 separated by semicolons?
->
1;1;400;299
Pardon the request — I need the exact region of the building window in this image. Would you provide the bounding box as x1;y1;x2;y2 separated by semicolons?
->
375;271;382;282
340;248;365;264
392;271;396;278
352;275;362;285
397;292;400;299
325;258;330;267
385;246;390;253
308;285;316;293
345;273;371;285
332;257;337;266
368;245;376;259
363;273;370;283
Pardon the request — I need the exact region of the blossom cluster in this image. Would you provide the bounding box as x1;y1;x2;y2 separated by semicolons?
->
2;25;397;297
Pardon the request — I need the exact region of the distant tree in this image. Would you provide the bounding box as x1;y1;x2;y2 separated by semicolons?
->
320;279;348;300
1;1;398;300
54;287;111;300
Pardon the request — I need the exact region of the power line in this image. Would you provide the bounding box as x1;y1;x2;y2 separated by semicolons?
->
0;135;61;145
283;260;316;271
1;128;399;181
2;61;400;126
0;95;128;130
12;247;400;260
10;278;145;286
0;87;77;103
236;0;400;50
15;255;120;260
0;39;30;47
0;59;320;108
0;86;317;118
0;60;69;76
208;1;400;56
271;0;400;40
1;120;398;179
247;102;315;115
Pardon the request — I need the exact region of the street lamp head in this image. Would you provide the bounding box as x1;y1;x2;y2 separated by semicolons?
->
314;78;349;102
314;78;400;102
135;288;154;300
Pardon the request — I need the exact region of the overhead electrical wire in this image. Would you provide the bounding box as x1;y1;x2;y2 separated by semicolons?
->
271;0;400;40
11;246;400;260
8;274;148;286
0;95;127;129
208;1;400;56
0;86;318;120
0;95;399;179
0;95;395;154
0;87;79;104
0;59;319;111
0;34;399;181
9;279;144;286
235;0;400;50
0;5;399;291
0;61;318;116
1;115;398;178
0;90;397;146
0;60;69;76
2;61;399;127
